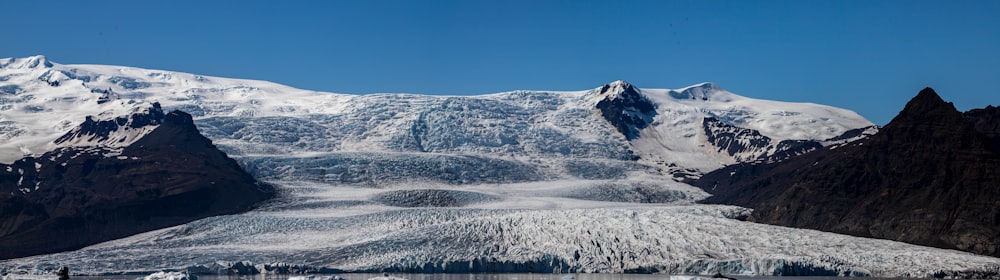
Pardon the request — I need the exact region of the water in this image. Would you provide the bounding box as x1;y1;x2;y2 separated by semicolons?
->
70;273;918;280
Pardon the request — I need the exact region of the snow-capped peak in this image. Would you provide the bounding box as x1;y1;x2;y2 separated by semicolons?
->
0;55;53;69
588;80;645;106
607;79;632;88
595;80;635;95
667;82;730;102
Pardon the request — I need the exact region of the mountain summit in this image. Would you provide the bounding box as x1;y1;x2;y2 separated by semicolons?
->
668;82;723;101
594;80;657;140
0;55;52;69
891;87;962;124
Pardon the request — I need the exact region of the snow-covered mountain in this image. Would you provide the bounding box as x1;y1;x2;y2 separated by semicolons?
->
0;55;872;179
7;56;996;278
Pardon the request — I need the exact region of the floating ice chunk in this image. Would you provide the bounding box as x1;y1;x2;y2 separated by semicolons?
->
288;276;342;280
139;272;197;280
668;276;720;280
367;276;407;280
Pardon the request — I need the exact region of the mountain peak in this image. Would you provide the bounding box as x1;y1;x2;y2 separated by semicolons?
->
596;80;637;96
912;87;947;105
593;80;657;140
669;82;725;101
889;87;960;126
691;82;720;89
608;79;632;87
0;55;53;69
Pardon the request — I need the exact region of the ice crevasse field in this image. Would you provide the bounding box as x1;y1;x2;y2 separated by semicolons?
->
0;56;998;278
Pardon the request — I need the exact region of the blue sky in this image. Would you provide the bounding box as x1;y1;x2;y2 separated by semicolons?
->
3;0;998;124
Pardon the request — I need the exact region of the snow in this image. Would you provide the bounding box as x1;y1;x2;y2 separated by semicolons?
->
5;56;980;278
140;271;197;280
634;83;873;171
289;276;343;280
0;275;57;280
0;56;871;177
1;179;998;277
668;277;724;280
368;277;408;280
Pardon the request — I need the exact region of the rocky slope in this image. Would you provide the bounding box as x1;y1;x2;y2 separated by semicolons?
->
694;88;1000;257
0;104;273;260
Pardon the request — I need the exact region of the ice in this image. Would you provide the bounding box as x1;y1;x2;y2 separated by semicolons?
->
667;277;720;280
140;272;197;280
0;275;57;280
367;277;407;280
289;276;343;280
0;55;871;177
4;56;970;277
1;179;997;277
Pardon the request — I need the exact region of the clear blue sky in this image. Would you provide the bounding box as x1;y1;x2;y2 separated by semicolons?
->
3;0;998;124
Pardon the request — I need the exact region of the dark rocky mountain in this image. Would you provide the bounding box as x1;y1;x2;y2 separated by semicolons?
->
595;81;657;140
0;106;273;260
964;105;1000;151
694;88;1000;257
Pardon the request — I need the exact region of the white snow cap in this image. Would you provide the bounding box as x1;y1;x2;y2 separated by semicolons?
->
666;82;727;101
0;55;52;69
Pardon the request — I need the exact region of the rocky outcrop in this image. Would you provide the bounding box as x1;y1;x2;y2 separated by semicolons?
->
54;102;166;146
0;109;274;260
594;81;657;140
695;88;1000;257
702;117;823;162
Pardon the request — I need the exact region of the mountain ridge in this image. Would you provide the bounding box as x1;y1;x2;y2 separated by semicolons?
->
0;56;874;178
13;56;987;277
694;87;1000;257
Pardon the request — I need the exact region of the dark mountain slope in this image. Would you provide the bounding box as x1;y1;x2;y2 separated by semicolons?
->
0;108;273;260
965;105;1000;151
694;88;1000;257
594;81;657;140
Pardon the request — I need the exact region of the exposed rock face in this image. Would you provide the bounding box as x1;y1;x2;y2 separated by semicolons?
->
0;109;273;260
54;103;166;146
595;81;657;140
694;88;1000;257
702;117;823;162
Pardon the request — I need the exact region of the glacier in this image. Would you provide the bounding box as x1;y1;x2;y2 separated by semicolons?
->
0;182;998;277
2;55;998;278
0;55;871;174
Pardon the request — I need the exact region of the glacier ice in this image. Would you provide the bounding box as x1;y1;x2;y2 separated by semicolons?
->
5;57;991;278
1;179;998;277
141;272;197;280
